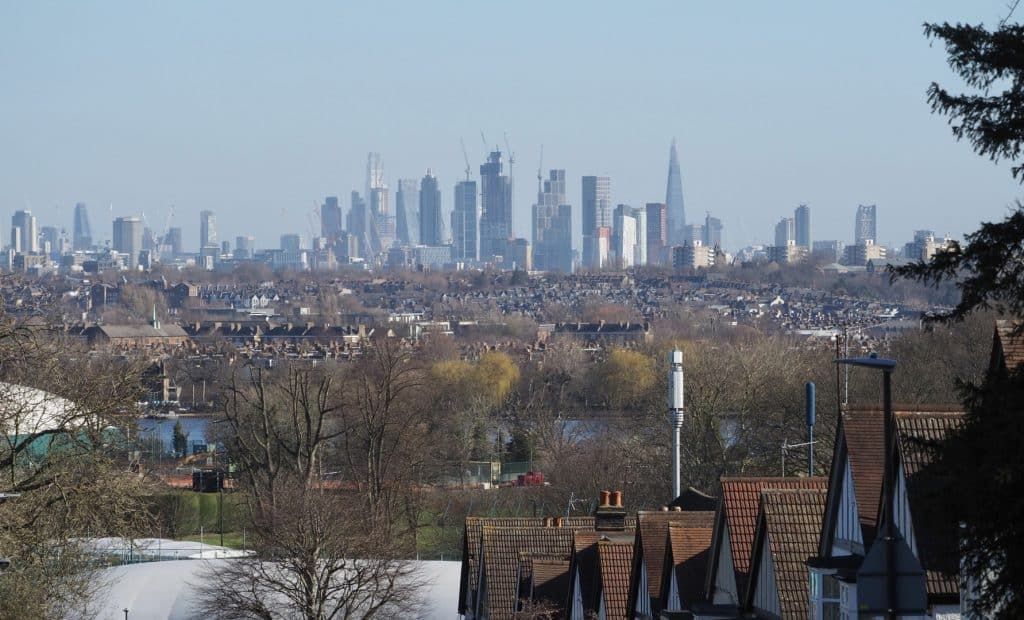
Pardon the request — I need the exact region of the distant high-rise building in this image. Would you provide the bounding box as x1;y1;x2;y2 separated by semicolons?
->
813;240;844;263
40;226;59;259
366;153;384;203
505;238;531;271
703;213;723;249
234;235;255;260
321;196;342;240
774;217;795;248
794;204;811;248
200;210;217;250
164;227;183;257
370;186;394;254
419;170;444;246
632;207;647;267
532;169;573;273
452;180;478;262
614;206;637;268
665;139;686;245
395;179;420;246
11;211;38;254
280;234;302;252
582;176;612;269
479;150;513;263
347;191;368;259
682;223;704;245
855;204;877;245
73;203;92;251
113;216;143;269
645;202;667;265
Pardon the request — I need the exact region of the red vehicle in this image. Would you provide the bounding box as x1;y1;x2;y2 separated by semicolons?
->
515;471;545;487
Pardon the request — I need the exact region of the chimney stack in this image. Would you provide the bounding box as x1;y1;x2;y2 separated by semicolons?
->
594;489;627;531
668;349;685;500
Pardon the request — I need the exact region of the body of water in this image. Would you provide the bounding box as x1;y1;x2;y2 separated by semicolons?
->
136;416;215;454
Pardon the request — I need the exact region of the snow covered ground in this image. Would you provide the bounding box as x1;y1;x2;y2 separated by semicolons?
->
80;558;461;619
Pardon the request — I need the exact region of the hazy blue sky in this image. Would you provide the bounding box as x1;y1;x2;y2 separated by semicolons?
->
2;1;1023;252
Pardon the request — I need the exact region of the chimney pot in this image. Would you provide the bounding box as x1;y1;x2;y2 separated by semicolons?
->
544;516;553;527
611;490;622;508
599;490;610;506
660;506;669;512
555;516;564;527
671;506;682;512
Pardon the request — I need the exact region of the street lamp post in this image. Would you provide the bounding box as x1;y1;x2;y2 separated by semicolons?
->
834;353;929;620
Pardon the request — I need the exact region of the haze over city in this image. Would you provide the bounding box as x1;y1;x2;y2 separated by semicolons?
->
3;0;1023;252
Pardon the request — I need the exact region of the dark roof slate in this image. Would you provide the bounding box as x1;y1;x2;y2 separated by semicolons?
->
750;488;827;618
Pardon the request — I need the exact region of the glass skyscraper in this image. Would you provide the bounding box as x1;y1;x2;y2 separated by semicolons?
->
665;139;686;246
532;169;573;273
582;176;611;269
452;180;478;262
795;204;811;248
73;202;92;251
855;204;877;245
419;170;444;246
479;150;512;263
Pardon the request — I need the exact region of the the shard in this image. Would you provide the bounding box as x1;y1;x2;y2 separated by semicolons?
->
665;139;686;246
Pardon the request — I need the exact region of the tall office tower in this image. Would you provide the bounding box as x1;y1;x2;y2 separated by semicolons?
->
683;223;704;245
645;202;667;265
113;216;143;269
165;227;183;257
632;207;647;266
347;191;368;259
704;213;723;249
280;234;302;251
366;152;385;203
532;169;573;272
452;180;478;262
479;149;513;262
370;186;393;253
855;204;877;245
11;211;38;254
614;206;637;268
665;138;686;245
73;202;92;251
794;204;811;248
775;217;796;247
200;210;217;250
419;170;444;246
582;176;612;269
40;226;59;259
234;235;255;259
395;179;420;246
321;196;342;240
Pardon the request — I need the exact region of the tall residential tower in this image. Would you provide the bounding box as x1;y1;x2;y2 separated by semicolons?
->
582;176;612;269
532;169;573;273
479;150;513;263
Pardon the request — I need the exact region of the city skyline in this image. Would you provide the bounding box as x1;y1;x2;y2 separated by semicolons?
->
4;2;1023;253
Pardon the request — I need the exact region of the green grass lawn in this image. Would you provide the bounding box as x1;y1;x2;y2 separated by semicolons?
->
179;530;249;550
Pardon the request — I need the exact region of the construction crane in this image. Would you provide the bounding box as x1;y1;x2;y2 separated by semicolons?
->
161;205;175;249
480;131;489;153
537;144;544;199
503;132;516;178
460;138;472;181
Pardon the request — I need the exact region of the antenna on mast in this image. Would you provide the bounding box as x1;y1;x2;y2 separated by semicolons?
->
668;349;685;499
